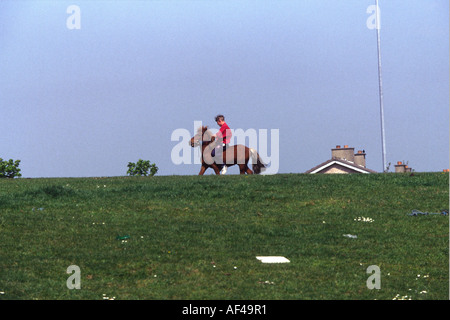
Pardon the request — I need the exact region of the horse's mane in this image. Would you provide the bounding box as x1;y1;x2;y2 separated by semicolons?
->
196;126;213;136
195;126;215;144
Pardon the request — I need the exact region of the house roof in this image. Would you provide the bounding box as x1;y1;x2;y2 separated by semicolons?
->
305;158;377;174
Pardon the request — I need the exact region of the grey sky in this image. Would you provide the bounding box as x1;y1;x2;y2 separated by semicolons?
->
1;0;448;177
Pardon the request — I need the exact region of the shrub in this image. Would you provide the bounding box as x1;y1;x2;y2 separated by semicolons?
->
0;158;22;178
127;159;158;177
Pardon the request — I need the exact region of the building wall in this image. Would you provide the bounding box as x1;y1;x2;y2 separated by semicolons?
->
320;164;356;174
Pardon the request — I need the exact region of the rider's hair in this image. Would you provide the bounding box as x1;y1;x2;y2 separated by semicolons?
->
215;114;225;122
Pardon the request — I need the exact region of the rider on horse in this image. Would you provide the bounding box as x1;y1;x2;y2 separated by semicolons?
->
212;114;231;174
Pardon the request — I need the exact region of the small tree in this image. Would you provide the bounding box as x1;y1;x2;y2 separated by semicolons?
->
127;159;158;177
0;158;22;178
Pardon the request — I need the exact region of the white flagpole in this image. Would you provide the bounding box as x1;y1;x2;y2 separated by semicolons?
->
376;0;387;172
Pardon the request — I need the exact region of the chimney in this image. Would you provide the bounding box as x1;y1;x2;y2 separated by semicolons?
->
395;161;407;173
354;150;366;167
331;145;355;162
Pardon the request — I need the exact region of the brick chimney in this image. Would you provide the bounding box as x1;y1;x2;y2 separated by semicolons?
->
331;145;355;163
354;150;366;167
395;161;408;173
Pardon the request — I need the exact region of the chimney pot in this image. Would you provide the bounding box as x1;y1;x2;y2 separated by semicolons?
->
336;145;341;149
354;149;366;167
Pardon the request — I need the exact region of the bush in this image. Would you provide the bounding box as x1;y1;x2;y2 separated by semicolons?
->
0;158;22;178
127;159;158;177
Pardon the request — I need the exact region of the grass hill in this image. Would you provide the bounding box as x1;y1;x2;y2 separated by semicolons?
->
0;172;448;300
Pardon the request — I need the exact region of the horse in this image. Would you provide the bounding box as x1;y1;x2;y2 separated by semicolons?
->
190;126;266;175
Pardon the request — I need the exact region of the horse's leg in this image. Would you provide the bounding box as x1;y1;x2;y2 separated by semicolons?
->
240;147;253;174
198;165;207;175
211;164;221;175
240;164;253;174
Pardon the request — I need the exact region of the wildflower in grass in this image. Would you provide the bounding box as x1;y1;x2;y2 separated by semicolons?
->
392;294;411;300
354;216;374;223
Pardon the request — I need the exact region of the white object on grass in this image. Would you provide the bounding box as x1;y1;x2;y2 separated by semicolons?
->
256;256;290;263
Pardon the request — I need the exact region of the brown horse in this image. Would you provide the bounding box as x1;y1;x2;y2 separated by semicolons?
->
190;126;266;175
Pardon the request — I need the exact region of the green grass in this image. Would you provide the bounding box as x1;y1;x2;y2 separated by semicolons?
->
0;173;448;300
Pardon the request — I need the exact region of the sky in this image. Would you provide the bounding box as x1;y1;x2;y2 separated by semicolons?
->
0;0;448;177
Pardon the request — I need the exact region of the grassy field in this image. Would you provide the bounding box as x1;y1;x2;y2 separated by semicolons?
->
0;172;448;300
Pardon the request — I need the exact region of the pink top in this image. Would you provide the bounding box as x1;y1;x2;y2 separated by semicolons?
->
217;122;231;144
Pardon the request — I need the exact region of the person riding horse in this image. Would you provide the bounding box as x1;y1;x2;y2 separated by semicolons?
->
190;125;266;175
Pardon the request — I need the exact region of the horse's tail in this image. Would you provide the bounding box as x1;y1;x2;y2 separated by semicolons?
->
250;148;266;174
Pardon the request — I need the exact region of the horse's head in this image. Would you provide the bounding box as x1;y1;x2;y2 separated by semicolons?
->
190;126;215;147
